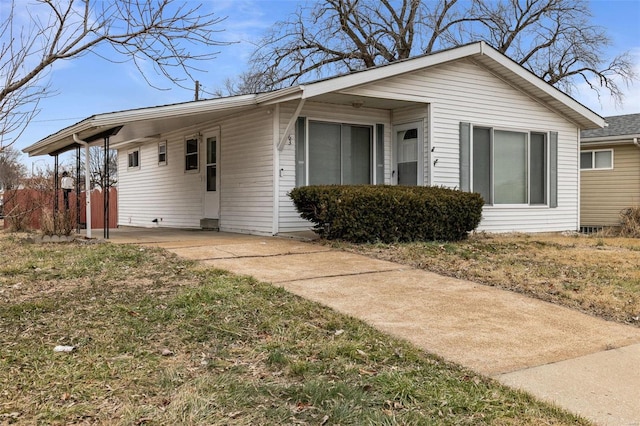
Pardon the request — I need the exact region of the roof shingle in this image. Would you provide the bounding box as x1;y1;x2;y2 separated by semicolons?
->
581;113;640;138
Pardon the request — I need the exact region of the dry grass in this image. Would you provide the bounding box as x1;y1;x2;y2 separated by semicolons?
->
333;232;640;326
619;206;640;238
0;231;588;425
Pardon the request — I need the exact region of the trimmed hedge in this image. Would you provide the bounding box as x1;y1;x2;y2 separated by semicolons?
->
289;185;483;243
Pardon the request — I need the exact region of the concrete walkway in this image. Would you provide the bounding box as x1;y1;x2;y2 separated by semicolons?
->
107;228;640;425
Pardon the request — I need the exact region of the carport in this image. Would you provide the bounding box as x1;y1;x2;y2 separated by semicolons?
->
22;96;257;238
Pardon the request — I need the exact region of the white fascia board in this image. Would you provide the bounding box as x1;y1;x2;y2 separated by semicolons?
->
23;120;100;156
301;43;484;99
24;95;258;156
582;134;640;144
90;94;257;126
479;45;605;129
256;87;303;105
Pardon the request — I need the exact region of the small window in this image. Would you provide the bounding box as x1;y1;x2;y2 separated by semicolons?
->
206;136;217;191
158;141;167;165
128;148;140;169
185;137;199;171
581;150;613;170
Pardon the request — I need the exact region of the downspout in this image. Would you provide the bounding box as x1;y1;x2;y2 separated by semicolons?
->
634;137;639;148
272;104;280;235
577;127;581;232
72;134;92;239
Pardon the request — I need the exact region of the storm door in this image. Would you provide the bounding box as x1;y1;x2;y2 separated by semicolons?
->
393;122;423;185
203;131;220;218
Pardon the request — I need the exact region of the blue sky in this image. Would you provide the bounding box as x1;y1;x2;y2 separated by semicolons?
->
8;0;640;171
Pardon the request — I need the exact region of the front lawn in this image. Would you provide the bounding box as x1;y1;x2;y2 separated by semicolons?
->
336;232;640;326
0;234;587;425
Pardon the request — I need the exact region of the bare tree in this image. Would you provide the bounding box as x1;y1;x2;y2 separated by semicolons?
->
466;0;635;103
242;0;423;91
0;146;26;191
0;0;228;148
86;147;118;189
243;0;635;104
0;146;26;218
59;147;117;189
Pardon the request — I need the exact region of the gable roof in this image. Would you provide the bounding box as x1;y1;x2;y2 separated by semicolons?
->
581;113;640;142
24;41;604;157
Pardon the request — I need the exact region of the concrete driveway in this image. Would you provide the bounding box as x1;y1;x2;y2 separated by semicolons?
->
108;227;640;425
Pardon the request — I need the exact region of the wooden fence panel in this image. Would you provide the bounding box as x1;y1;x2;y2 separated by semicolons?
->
3;188;117;230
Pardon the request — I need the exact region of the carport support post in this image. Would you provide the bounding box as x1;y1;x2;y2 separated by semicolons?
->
53;154;59;234
73;134;92;239
103;136;109;240
84;143;92;239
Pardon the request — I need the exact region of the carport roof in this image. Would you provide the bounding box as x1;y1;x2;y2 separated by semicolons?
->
23;41;604;157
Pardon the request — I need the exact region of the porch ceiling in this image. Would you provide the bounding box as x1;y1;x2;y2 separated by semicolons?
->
308;92;420;110
105;109;235;146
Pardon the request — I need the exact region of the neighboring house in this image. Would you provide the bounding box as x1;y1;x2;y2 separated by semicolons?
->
580;113;640;230
23;42;604;236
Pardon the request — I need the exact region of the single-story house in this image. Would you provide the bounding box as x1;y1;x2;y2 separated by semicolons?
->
24;41;604;237
580;113;640;230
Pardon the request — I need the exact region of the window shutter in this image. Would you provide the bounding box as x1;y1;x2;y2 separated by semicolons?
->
295;117;306;187
549;131;558;208
376;124;385;184
459;122;471;191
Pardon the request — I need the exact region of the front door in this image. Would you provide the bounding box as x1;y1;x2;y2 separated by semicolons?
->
203;130;220;219
393;122;423;185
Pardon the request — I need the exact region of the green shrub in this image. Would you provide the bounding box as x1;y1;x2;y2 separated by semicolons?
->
289;185;484;243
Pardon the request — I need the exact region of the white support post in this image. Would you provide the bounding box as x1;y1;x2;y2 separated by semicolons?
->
73;134;92;239
277;99;305;151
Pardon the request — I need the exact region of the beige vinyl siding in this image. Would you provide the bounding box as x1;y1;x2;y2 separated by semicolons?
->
348;59;580;233
277;101;391;232
581;144;640;226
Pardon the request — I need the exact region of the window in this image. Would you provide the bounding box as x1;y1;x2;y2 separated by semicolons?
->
127;148;140;169
296;119;380;186
308;121;371;184
158;141;167;165
185;137;199;171
461;124;556;206
580;150;612;170
206;136;217;191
